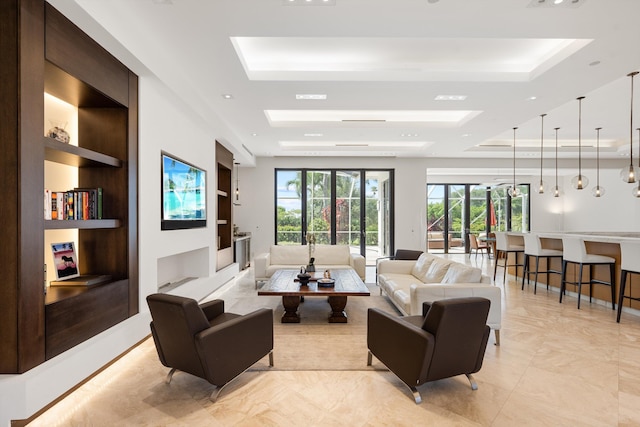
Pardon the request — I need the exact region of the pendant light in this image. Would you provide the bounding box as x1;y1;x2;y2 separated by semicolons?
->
591;127;605;197
571;96;589;190
634;128;640;197
508;127;521;198
621;71;639;183
553;127;563;197
537;114;547;194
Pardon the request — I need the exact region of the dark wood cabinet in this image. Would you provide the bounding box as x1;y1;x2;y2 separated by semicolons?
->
216;142;234;270
0;1;138;373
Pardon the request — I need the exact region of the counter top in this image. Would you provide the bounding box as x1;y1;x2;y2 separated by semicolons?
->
233;233;251;242
512;231;640;244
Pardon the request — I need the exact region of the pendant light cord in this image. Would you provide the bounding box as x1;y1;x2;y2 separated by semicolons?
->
554;127;560;189
577;96;584;178
596;127;601;187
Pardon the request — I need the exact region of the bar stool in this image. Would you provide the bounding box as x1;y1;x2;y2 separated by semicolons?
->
522;233;563;294
493;232;524;284
617;241;640;322
560;237;616;310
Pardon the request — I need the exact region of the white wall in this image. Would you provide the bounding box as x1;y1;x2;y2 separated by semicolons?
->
235;156;640;263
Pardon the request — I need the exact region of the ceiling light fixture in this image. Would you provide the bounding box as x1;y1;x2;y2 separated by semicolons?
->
434;95;467;101
621;71;639;183
571;96;589;190
592;127;605;197
538;114;547;194
553;127;562;197
295;94;327;100
303;133;323;137
508;127;521;198
222;94;233;99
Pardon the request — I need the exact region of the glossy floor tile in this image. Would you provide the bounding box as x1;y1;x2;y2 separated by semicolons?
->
28;255;640;426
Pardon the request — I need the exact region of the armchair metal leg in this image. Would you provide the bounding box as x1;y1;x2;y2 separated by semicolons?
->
409;386;422;404
268;350;274;367
165;368;177;384
465;373;478;390
367;350;373;366
210;385;224;402
494;329;501;346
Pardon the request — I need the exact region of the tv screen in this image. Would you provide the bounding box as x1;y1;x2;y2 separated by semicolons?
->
161;152;207;230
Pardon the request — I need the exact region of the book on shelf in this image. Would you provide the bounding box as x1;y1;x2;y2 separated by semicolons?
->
44;188;103;220
50;274;112;287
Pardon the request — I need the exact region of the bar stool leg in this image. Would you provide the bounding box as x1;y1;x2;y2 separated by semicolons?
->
560;260;568;303
521;254;529;290
493;250;500;280
577;263;584;309
533;256;540;295
610;263;616;310
617;270;629;322
588;264;594;304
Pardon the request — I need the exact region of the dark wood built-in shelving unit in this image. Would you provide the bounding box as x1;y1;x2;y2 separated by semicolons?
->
216;142;234;270
0;1;138;373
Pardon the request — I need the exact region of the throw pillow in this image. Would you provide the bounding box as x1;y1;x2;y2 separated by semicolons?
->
441;263;483;284
424;259;451;283
411;253;434;281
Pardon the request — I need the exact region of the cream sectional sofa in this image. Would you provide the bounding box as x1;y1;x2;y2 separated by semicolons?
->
377;253;502;344
254;244;366;286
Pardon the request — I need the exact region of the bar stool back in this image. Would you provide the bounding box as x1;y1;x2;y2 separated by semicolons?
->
617;241;640;322
522;233;563;294
493;232;524;284
560;237;616;310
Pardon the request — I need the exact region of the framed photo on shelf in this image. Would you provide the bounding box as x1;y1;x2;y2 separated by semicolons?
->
51;241;80;280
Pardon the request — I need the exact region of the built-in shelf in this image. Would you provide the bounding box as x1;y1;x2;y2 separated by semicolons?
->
44;219;121;230
44;137;121;168
217;190;228;197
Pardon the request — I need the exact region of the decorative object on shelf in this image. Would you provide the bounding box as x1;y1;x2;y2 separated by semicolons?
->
571;96;589;190
621;71;639;183
297;266;311;286
537;114;547;194
508;127;521;198
47;121;70;143
552;127;563;198
307;233;316;270
592;127;605;197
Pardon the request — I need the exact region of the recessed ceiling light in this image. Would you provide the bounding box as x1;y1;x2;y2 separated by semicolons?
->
296;94;327;100
462;133;470;137
304;133;323;137
251;133;258;136
222;94;233;99
435;95;467;101
527;96;537;101
589;60;601;66
554;0;564;4
283;0;336;5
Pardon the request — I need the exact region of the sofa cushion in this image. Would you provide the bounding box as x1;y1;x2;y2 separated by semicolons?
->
270;245;308;266
313;244;350;265
441;263;483;284
410;253;435;281
424;259;451;283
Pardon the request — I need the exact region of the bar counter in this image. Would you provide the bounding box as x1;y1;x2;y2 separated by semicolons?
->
505;232;640;313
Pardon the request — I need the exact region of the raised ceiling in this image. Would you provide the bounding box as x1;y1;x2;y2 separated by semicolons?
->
53;0;640;165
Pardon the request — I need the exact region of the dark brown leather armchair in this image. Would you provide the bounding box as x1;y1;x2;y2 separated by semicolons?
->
147;293;274;402
367;297;490;403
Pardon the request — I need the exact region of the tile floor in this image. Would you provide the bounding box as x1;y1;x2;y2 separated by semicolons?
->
27;255;640;426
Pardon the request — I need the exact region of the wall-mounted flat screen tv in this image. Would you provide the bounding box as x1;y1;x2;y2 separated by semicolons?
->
161;152;207;230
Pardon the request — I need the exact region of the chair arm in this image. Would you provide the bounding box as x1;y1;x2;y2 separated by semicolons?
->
199;299;225;321
195;308;274;386
367;308;434;387
377;259;415;275
254;252;271;281
349;253;366;280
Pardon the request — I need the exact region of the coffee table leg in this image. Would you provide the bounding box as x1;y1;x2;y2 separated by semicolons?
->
327;296;348;323
281;296;301;323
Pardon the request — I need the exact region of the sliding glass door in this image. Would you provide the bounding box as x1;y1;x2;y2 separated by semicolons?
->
276;168;394;264
427;183;530;253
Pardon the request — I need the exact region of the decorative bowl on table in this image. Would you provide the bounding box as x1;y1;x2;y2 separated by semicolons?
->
317;278;335;287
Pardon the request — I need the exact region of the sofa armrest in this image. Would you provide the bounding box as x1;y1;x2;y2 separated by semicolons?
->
377;259;415;275
254;252;271;281
349;253;366;280
200;299;225;321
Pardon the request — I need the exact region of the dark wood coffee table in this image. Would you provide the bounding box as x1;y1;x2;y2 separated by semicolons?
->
258;269;370;323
